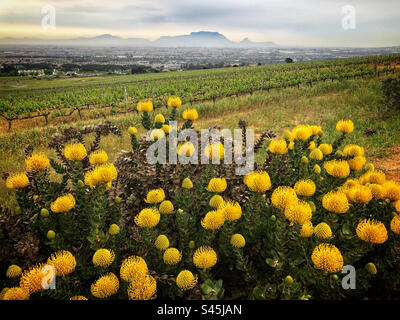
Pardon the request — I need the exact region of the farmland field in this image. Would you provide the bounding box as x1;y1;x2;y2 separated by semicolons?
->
1;54;400;301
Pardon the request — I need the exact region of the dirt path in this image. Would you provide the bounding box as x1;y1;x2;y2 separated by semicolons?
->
371;146;400;183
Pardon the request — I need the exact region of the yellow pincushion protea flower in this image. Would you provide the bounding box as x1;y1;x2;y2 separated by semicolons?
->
291;124;313;141
348;156;366;171
201;210;225;230
218;200;242;221
85;163;118;188
20;264;46;294
128;126;138;135
209;194;224;208
128;274;157;300
145;188;165;204
25;152;50;171
150;128;165;141
383;181;400;201
6;265;22;278
50;193;75;213
120;256;148;282
177;142;195;157
271;186;298;210
308;141;316;150
5;173;29;189
176;270;198;290
314;164;321;174
193;246;218;269
162;124;170;134
268;139;288;154
206;177;227;193
89;149;108;165
288;141;295;150
368;184;387;199
167;96;182;108
163;248;182;265
243;171;272;193
318;144;333;155
154;113;165;124
311;244;344;273
310;125;322;136
284;199;312;225
343;144;364;157
300;221;314;238
2;287;30;300
368;170;386;185
64;142;87;161
182;177;194;189
230;234;246;248
314;222;333;239
324;160;350;179
137;99;153;112
346;185;373;203
204;142;225;160
294;179;316;197
93;249;115;267
47;250;76;276
336;119;354;134
159;200;174;214
0;287;9;300
70;296;88;300
365;163;375;171
182;109;199;121
395;200;400;213
155;235;170;250
134;207;160;228
356;219;388;244
390;215;400;235
309;148;323;161
91;273;119;299
322;191;349;213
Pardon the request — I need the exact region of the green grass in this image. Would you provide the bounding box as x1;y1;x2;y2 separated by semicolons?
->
0;76;399;212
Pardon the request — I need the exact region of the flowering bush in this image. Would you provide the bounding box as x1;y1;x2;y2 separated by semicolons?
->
1;100;400;300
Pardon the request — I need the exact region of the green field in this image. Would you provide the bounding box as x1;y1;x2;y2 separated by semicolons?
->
1;73;399;212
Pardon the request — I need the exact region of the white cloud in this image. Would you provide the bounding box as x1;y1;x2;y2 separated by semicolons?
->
0;0;399;46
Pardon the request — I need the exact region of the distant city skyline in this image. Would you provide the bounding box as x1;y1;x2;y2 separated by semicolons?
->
0;0;399;47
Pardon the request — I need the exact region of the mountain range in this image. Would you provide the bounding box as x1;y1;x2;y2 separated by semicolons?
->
0;31;276;48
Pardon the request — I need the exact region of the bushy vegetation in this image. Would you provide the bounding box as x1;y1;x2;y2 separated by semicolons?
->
1;97;400;300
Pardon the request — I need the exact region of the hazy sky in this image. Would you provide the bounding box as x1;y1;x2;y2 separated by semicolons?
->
0;0;399;46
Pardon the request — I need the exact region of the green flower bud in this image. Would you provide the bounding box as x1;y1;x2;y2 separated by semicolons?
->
301;156;309;164
365;262;377;275
77;180;85;188
332;274;339;281
308;201;316;212
47;230;56;240
114;196;121;204
270;215;276;222
177;208;184;214
40;208;50;217
188;240;195;249
284;275;294;286
108;224;120;235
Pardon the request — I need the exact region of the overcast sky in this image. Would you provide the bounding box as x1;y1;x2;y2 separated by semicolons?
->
0;0;399;46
